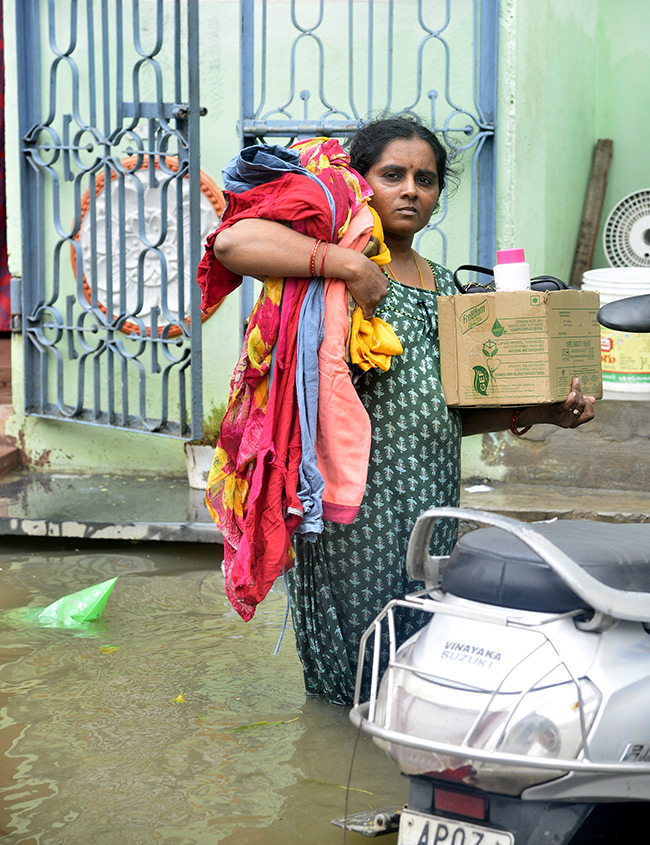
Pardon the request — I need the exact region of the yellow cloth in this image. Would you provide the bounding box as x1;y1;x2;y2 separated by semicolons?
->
349;206;403;371
349;308;404;372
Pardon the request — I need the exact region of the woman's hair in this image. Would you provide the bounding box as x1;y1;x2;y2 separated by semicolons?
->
348;115;454;197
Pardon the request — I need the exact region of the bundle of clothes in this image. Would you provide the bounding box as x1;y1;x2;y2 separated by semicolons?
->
197;138;402;621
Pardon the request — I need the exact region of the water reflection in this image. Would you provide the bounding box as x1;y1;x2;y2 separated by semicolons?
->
0;540;402;843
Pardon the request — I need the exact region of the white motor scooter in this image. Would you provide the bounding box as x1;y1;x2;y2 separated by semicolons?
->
348;509;650;843
343;295;650;845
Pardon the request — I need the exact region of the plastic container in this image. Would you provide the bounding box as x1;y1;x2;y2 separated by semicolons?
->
582;267;650;395
493;248;531;291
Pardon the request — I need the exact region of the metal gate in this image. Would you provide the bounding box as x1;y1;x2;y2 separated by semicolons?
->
238;0;498;317
15;0;498;441
16;0;208;440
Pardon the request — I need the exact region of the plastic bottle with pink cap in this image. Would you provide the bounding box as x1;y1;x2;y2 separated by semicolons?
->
493;248;531;291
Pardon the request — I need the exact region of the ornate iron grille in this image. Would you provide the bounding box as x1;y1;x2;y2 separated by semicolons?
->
16;0;208;439
15;0;498;439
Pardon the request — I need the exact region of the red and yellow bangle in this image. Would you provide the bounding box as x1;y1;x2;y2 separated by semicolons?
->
309;239;323;277
510;408;532;437
319;241;329;277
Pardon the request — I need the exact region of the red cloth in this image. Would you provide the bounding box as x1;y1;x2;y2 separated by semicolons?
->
196;173;341;311
231;279;308;611
204;139;374;620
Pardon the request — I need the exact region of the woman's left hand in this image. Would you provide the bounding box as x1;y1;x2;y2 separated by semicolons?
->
536;377;596;428
460;377;597;436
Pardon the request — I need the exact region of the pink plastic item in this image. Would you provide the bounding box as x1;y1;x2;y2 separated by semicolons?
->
493;248;531;290
496;248;526;264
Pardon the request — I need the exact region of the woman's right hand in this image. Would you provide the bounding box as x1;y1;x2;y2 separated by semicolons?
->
334;249;389;319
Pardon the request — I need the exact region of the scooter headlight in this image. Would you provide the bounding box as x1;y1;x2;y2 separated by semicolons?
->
499;714;561;759
373;667;602;795
496;679;601;761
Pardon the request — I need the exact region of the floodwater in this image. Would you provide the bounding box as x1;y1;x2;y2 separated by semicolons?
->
0;539;404;844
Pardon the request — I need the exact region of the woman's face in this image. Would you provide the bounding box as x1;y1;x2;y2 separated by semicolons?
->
364;136;440;241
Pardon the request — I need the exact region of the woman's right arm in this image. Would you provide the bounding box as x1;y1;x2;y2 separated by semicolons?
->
213;218;389;318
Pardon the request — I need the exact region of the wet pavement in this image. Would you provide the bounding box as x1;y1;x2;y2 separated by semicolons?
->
0;469;649;549
459;478;650;524
0;471;221;543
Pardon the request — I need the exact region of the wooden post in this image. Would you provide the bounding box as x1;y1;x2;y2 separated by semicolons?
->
570;139;614;287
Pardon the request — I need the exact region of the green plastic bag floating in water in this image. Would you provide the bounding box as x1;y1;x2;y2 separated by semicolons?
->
37;577;118;628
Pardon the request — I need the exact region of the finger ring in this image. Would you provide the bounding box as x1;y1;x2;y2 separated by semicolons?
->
572;408;580;416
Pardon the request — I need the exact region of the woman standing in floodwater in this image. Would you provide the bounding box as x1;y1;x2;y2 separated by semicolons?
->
211;116;596;705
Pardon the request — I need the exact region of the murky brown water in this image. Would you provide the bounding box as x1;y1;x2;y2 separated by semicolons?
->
0;539;403;844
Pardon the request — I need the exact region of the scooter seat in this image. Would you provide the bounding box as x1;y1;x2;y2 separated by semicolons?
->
442;520;650;613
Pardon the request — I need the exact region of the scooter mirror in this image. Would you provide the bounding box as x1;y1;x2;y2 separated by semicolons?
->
597;293;650;333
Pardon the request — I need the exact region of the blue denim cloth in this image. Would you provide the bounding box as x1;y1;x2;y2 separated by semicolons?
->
222;144;305;193
294;278;325;540
221;143;337;241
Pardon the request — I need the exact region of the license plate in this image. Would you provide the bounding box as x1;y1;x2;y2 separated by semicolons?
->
398;808;515;845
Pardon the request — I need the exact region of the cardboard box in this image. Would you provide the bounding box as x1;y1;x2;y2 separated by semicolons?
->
438;289;603;407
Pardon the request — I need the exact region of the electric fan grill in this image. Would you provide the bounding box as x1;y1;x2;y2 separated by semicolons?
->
603;189;650;267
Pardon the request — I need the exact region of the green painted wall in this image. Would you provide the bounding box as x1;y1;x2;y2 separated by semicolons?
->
592;0;650;269
463;0;650;481
496;0;599;279
496;0;650;278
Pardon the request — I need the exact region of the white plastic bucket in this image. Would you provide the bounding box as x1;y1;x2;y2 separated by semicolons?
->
582;268;650;394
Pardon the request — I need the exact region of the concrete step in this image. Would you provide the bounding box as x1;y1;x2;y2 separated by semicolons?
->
468;396;650;494
0;401;21;476
0;471;221;542
0;471;645;546
0;403;13;437
0;443;21;476
461;480;650;524
0;373;10;405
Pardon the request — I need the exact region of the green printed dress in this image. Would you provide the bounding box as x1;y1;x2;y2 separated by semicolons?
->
286;262;462;705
